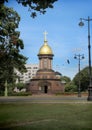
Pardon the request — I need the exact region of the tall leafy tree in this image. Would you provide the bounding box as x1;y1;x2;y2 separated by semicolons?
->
0;4;27;95
73;67;92;91
2;0;57;18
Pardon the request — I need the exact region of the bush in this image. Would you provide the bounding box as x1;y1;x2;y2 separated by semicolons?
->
55;92;78;96
0;91;4;96
8;91;32;96
65;82;77;92
15;83;26;90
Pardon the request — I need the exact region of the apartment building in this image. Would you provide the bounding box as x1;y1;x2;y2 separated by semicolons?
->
15;64;39;83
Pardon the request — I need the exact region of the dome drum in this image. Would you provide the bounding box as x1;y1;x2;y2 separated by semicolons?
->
38;54;54;59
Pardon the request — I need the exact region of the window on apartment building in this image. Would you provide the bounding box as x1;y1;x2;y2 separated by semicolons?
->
27;67;31;69
33;67;38;69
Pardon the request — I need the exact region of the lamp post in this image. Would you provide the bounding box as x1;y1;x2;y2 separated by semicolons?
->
74;54;84;97
79;16;92;101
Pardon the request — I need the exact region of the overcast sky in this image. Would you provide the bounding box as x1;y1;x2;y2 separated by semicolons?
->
5;0;92;79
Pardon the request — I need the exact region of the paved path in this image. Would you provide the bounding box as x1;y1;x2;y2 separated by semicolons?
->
0;95;91;103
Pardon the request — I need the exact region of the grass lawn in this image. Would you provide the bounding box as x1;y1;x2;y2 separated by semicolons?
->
0;103;92;130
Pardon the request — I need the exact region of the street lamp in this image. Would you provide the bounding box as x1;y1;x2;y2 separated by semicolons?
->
74;54;84;97
79;16;92;101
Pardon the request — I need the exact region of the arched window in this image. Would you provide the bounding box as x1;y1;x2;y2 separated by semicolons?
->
44;59;47;68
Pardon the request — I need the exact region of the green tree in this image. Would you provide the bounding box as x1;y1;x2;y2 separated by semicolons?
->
61;76;77;92
16;83;26;90
0;4;27;96
73;67;91;91
2;0;58;18
65;81;77;92
61;76;71;84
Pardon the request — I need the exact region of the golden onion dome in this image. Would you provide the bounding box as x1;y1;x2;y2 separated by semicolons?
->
38;31;53;55
39;41;53;55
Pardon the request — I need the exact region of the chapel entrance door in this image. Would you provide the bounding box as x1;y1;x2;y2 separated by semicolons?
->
44;85;48;93
38;81;51;94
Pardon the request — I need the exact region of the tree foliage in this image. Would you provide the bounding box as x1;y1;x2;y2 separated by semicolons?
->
61;76;71;84
65;81;77;92
73;67;92;91
15;83;26;90
1;0;58;18
61;76;77;92
0;4;27;86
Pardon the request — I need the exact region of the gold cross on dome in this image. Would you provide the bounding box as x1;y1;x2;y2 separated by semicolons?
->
43;31;48;41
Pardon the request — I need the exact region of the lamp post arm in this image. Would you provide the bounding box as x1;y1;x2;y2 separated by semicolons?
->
81;17;92;21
